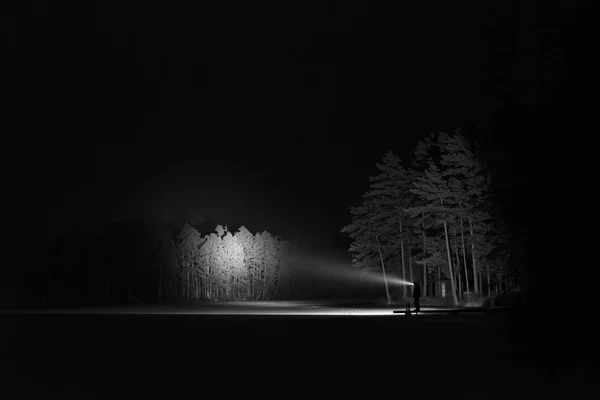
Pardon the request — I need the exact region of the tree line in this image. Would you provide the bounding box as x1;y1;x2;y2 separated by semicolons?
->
5;222;302;307
342;129;514;305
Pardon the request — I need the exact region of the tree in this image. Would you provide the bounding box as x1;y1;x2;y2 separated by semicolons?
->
263;232;279;300
414;229;448;294
234;226;255;299
177;223;205;300
405;163;460;305
274;239;294;299
199;229;224;299
222;230;245;299
483;219;511;293
342;199;393;304
364;150;418;297
210;225;229;300
438;129;493;294
156;232;179;302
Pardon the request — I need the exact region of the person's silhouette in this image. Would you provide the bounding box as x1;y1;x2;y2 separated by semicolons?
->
412;281;421;314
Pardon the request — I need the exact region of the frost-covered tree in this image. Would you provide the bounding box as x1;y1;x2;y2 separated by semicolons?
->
222;230;244;299
210;225;229;299
234;226;254;299
199;228;223;299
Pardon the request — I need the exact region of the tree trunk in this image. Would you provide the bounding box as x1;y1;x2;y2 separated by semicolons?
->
408;243;414;285
443;219;459;306
204;273;208;299
468;218;478;294
453;227;462;300
158;274;162;303
399;218;406;298
423;261;427;297
251;266;254;299
256;283;262;301
487;265;491;296
437;266;441;297
421;214;427;297
460;216;470;295
479;272;483;294
457;266;462;299
376;235;391;305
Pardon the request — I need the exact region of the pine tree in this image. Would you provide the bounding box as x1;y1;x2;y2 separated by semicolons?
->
366;151;421;296
234;226;254;299
177;223;205;300
263;232;280;300
199;229;223;299
211;225;229;300
438;129;493;294
222;230;244;300
156;232;178;302
342;198;393;304
405;163;461;305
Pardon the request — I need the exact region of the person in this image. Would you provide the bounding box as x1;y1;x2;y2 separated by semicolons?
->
412;281;421;314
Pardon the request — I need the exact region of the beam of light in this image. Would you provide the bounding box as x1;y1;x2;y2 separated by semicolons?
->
287;254;415;288
356;271;415;288
385;276;414;286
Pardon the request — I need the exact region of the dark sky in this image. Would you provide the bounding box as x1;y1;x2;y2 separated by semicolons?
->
3;1;584;260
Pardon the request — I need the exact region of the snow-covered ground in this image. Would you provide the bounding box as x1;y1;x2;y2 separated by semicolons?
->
0;300;501;316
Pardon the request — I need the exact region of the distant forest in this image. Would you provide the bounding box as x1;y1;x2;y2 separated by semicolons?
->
3;221;311;308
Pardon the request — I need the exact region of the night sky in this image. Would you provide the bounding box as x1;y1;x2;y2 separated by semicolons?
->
4;1;584;264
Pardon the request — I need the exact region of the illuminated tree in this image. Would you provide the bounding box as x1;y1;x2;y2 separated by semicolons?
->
252;232;267;299
234;226;255;299
205;225;229;299
199;229;222;299
221;230;244;299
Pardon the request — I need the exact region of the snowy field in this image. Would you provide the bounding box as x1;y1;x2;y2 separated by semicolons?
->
0;300;506;316
1;301;592;396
